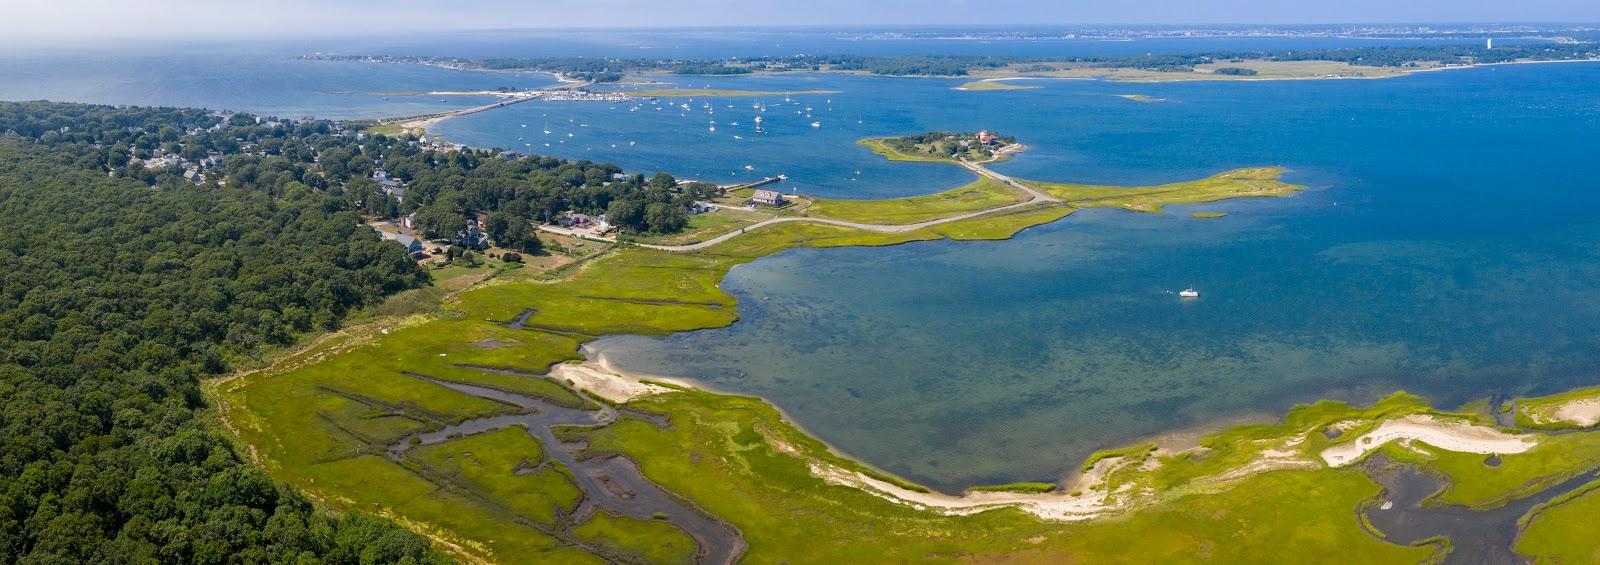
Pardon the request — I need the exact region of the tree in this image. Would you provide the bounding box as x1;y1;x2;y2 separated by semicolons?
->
644;202;688;233
649;171;677;191
502;220;543;254
414;203;466;239
605;199;646;232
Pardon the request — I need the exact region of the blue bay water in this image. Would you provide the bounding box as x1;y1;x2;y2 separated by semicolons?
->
5;37;1598;492
579;63;1600;490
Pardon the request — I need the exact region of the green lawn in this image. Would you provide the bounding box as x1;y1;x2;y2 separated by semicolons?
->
1036;166;1303;213
630;207;769;246
805;177;1026;224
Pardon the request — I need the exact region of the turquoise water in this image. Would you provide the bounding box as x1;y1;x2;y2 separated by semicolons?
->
6;41;1599;492
572;63;1600;491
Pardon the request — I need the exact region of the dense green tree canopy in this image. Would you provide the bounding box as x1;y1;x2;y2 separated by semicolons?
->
0;102;445;564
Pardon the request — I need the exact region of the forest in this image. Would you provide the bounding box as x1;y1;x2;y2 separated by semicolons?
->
0;99;713;562
0;103;448;562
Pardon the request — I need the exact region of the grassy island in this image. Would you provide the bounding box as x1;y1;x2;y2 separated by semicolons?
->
860;131;1020;163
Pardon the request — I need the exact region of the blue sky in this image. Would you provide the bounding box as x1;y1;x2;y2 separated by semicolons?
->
6;0;1598;39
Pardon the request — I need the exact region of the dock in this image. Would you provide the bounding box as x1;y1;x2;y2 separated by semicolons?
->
722;175;786;191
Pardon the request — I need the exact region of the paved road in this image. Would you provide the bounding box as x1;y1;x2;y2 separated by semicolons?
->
637;160;1060;252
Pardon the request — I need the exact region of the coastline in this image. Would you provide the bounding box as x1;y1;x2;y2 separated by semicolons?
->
554;349;1562;521
212;120;1600;560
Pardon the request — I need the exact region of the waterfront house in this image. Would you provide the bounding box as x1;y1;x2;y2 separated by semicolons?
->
750;189;785;207
977;130;1000;145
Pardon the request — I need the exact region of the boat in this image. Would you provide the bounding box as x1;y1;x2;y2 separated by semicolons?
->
754;116;763;123
1178;288;1200;298
744;165;755;171
810;121;822;128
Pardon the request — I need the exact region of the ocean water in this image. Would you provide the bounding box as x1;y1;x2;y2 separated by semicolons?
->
5;39;1598;492
0;45;553;120
580;62;1600;490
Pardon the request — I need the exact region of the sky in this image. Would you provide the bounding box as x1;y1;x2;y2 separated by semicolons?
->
5;0;1598;40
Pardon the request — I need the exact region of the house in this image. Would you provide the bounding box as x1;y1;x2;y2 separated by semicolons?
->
182;168;204;184
977;130;1000;145
373;170;406;201
690;201;716;214
393;234;424;253
750;189;785;207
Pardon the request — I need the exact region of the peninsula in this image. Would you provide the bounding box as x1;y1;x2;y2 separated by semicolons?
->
207;114;1600;563
6;99;1600;564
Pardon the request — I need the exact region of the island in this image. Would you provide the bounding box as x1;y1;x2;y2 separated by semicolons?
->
860;130;1023;163
956;79;1043;91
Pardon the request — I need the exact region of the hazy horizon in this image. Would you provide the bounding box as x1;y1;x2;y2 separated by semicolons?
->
4;0;1599;42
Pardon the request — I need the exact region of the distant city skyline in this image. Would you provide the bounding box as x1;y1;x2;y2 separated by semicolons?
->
6;0;1599;41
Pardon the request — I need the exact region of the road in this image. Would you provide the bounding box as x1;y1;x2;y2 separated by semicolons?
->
636;159;1059;252
382;80;596;130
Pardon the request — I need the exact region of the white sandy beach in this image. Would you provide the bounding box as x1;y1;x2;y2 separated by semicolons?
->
1320;415;1537;467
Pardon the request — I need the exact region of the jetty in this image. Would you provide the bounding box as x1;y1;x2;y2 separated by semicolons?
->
376;79;602;131
380;96;537;130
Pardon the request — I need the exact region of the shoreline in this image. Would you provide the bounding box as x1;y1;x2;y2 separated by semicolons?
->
365;58;1600;136
554;351;1556;521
